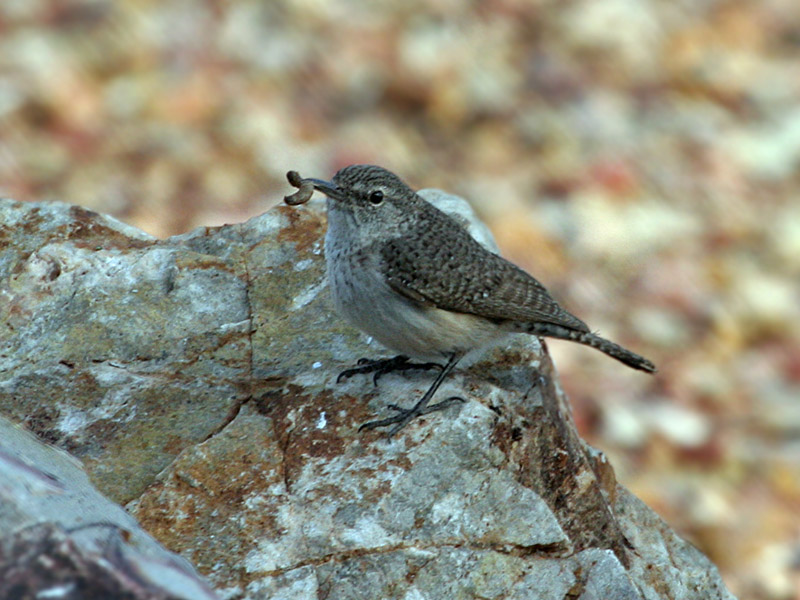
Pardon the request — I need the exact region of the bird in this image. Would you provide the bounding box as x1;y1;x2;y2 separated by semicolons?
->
284;165;655;436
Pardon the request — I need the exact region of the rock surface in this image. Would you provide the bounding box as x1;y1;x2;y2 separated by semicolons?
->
0;196;735;599
0;416;219;600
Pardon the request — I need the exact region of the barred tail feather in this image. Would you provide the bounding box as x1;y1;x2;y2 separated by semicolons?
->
574;331;656;373
521;322;657;374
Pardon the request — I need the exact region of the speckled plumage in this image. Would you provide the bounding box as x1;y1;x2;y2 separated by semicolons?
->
378;202;589;332
318;164;655;373
285;164;654;435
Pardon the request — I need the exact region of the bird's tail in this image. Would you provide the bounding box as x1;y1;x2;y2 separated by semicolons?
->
573;331;656;373
522;322;657;373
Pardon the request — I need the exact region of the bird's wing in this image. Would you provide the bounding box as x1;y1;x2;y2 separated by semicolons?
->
380;215;589;332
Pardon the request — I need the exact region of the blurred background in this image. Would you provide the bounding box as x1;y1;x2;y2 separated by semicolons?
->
1;0;798;597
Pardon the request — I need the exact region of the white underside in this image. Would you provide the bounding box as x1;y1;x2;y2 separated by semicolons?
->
327;248;503;361
325;203;508;360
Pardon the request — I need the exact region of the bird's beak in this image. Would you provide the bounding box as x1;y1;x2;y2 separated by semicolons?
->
284;171;341;205
307;178;339;198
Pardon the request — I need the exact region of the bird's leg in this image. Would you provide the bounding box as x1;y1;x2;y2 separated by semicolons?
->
336;355;443;386
359;352;464;437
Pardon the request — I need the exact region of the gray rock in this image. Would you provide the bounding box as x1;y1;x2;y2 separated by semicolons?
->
0;416;218;600
0;196;735;599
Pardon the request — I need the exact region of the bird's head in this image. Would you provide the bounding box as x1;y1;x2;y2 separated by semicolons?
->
285;164;422;234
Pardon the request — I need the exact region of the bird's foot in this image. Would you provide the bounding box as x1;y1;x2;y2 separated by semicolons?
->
336;355;443;386
358;396;465;437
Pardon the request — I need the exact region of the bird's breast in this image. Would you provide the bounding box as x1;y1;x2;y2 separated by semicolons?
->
324;235;503;359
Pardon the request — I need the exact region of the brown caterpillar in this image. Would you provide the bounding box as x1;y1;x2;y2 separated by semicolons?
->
283;170;314;205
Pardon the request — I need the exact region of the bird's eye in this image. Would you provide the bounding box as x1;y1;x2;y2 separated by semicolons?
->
368;190;384;205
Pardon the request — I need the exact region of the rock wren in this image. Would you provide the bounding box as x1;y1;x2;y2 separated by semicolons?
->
284;165;656;436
